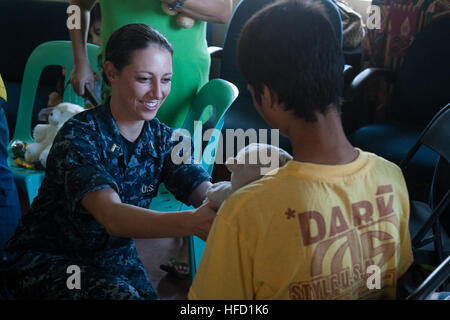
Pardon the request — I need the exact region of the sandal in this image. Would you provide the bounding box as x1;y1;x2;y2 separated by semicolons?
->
160;258;190;279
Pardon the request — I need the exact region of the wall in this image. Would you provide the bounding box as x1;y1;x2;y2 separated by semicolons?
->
210;0;240;47
211;0;373;47
346;0;373;22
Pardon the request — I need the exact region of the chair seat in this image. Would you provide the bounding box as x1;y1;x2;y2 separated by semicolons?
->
351;123;439;184
409;200;450;265
7;155;45;206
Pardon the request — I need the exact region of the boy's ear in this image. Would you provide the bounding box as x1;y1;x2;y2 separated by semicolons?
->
262;85;282;111
248;84;282;111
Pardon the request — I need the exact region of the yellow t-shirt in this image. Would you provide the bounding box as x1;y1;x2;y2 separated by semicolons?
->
189;150;413;300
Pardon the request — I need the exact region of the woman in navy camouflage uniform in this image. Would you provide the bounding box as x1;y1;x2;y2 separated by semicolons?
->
1;24;216;300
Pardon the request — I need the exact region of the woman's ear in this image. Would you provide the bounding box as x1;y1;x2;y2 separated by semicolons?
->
103;61;117;85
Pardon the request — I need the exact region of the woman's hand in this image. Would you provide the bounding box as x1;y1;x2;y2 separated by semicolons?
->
163;0;232;24
69;60;95;97
190;201;220;241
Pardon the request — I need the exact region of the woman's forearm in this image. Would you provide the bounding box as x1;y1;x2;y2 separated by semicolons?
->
105;202;196;239
165;0;233;24
81;188;212;239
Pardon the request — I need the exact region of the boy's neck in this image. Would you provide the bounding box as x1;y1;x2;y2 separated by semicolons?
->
287;108;358;165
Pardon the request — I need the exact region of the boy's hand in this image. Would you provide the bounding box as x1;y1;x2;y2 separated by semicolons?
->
191;201;220;241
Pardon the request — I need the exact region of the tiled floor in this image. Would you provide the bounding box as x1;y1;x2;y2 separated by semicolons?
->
134;237;191;300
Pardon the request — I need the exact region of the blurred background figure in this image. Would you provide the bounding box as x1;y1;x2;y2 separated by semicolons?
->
0;74;21;259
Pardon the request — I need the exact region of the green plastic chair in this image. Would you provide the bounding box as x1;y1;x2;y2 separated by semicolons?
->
149;78;238;281
7;41;100;205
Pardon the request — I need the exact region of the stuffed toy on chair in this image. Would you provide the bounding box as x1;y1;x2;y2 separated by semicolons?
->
25;102;85;168
206;143;293;206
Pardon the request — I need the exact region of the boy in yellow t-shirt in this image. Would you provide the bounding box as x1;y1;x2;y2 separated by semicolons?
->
188;0;413;300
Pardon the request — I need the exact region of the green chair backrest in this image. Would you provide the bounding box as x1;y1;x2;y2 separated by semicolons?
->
181;78;238;174
12;41;100;143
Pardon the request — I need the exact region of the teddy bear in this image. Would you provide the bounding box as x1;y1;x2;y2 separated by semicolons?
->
161;1;195;29
24;102;85;168
206;143;293;206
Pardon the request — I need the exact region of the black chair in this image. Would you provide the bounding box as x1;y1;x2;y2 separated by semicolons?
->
406;254;450;300
395;103;450;299
400;103;450;267
347;17;450;188
211;0;349;159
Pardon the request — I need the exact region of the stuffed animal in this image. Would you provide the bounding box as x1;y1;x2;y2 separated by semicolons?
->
161;2;195;29
206;143;293;206
25;102;85;168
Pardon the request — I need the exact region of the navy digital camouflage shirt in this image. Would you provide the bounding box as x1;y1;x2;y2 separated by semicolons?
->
2;101;210;299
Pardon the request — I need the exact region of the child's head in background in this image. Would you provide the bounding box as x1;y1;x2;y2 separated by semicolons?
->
88;3;102;46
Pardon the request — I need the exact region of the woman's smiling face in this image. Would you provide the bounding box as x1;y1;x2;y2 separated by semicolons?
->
110;44;173;122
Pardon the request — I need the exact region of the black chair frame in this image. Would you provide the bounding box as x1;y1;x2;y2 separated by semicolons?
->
400;103;450;266
407;254;450;300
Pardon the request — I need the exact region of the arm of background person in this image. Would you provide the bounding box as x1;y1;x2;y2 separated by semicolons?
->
68;0;98;96
81;187;218;241
164;0;233;24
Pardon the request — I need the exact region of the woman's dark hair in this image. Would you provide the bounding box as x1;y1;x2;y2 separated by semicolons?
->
237;0;344;122
103;23;173;85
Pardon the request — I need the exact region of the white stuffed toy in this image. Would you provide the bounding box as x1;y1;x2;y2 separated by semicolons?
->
206;143;293;206
25;102;85;167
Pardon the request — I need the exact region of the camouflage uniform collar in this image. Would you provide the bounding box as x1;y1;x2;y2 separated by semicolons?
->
97;99;159;160
134;120;160;159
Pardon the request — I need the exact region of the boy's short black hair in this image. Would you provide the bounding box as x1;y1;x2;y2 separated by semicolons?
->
237;0;344;122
